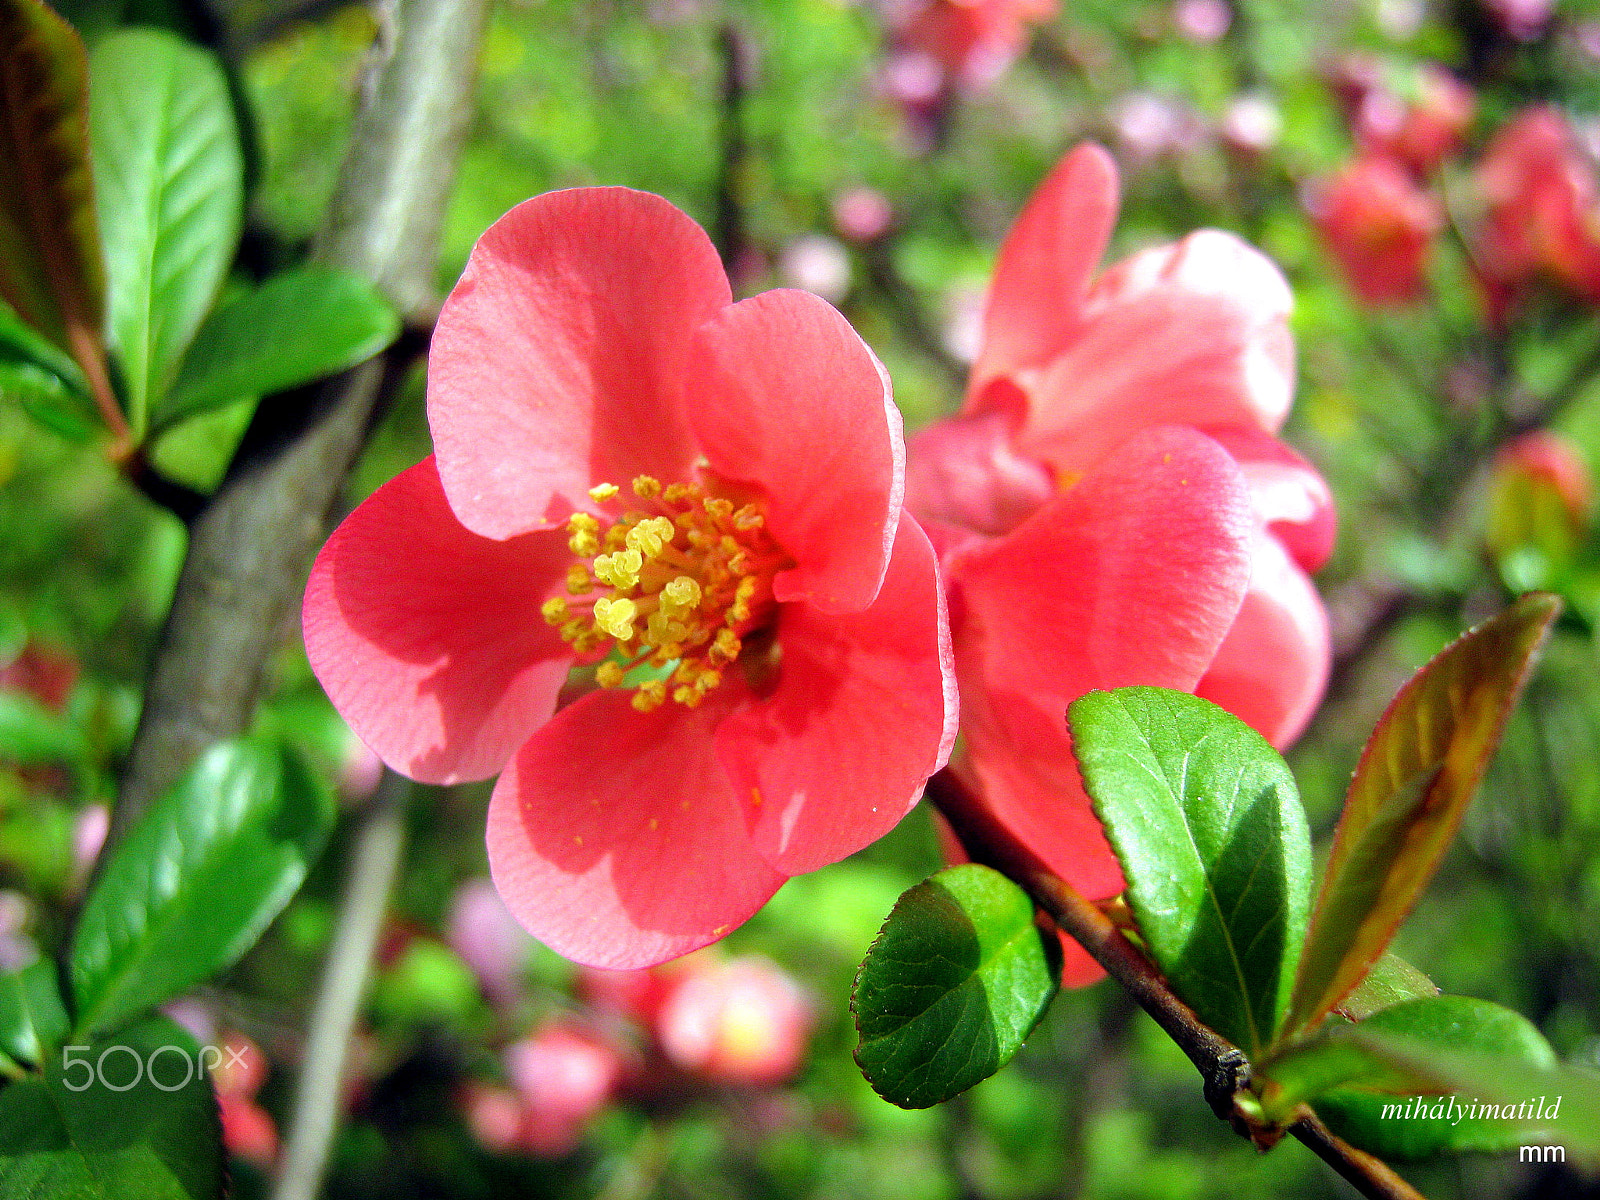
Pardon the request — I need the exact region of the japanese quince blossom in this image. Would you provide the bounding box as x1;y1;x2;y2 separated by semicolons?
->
304;188;956;969
905;145;1333;976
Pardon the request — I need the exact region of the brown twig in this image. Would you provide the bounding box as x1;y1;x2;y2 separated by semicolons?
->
924;769;1427;1200
713;21;750;277
109;0;481;839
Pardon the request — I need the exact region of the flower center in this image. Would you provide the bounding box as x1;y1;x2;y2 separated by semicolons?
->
541;475;792;712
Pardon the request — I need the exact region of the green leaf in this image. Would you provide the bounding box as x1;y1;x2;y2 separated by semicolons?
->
70;737;334;1039
0;300;89;393
0;692;89;765
1069;687;1312;1056
88;28;242;434
0;960;70;1067
1285;595;1560;1036
0;0;104;356
0;1017;223;1199
1259;996;1553;1115
853;864;1061;1109
1333;952;1437;1022
1258;996;1594;1162
1328;1022;1600;1165
0;300;95;437
153;265;400;433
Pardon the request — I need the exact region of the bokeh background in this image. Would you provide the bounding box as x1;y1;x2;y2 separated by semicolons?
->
4;0;1600;1195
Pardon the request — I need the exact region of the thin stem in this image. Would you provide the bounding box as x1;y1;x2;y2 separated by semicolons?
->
270;773;408;1200
924;769;1427;1200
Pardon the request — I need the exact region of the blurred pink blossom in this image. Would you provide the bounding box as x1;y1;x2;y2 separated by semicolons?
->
505;1021;626;1157
1307;154;1441;304
654;955;815;1086
446;877;535;1008
1172;0;1230;42
779;234;853;302
832;186;894;242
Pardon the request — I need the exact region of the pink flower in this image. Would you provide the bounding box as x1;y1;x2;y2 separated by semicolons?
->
1487;430;1594;564
304;188;956;970
505;1020;626;1157
906;144;1333;914
1353;65;1475;175
1308;154;1441;305
654;954;815;1086
1475;107;1600;313
891;0;1059;91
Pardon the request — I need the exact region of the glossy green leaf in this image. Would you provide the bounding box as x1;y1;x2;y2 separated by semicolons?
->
0;1017;223;1199
0;361;94;440
1285;595;1560;1036
88;29;242;434
1329;1022;1600;1165
1258;996;1593;1161
0;0;104;356
1333;952;1437;1022
153;265;400;433
70;737;333;1038
0;300;93;437
0;960;70;1067
853;864;1061;1109
1259;996;1553;1115
1070;687;1312;1055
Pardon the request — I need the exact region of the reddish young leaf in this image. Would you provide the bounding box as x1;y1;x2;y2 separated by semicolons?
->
0;0;104;356
1283;594;1560;1038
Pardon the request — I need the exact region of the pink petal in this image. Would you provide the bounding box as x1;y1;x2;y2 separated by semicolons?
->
1205;426;1337;573
1058;931;1107;988
950;425;1254;704
428;188;732;539
687;289;903;613
715;514;957;876
1017;231;1295;475
953;682;1128;900
968;144;1120;402
903;408;1055;538
303;458;574;784
1196;531;1331;748
486;690;786;969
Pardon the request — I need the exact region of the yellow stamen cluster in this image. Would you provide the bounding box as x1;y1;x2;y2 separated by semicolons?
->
544;475;791;711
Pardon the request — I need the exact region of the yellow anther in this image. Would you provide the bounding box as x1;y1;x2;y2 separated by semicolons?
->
672;685;706;708
698;668;722;690
626;516;675;558
540;596;570;624
726;550;752;576
703;497;734;521
594;549;643;589
663;482;698;505
596;661;626;688
567;512;601;557
604;524;628;550
632;679;667;712
732;505;764;531
559;618;587;642
632;475;662;499
645;609;688;644
659;575;703;616
593;596;638;640
588;482;619;502
709;628;742;666
566;564;593;594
